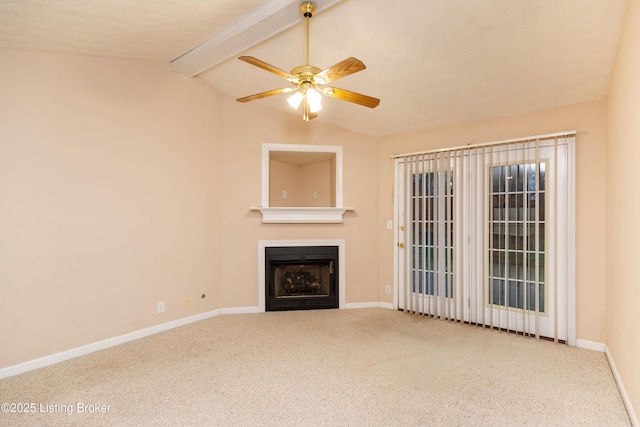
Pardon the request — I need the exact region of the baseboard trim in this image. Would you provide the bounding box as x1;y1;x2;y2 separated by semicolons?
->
0;301;416;381
220;306;261;315
0;309;222;380
345;302;394;309
605;345;639;427
1;303;396;380
576;339;606;352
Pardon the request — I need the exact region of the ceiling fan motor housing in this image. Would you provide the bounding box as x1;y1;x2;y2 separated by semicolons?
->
301;2;316;18
290;64;324;85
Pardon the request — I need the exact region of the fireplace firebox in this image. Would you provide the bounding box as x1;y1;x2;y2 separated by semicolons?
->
265;246;339;311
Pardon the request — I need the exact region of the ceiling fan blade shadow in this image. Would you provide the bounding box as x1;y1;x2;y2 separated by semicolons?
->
322;86;380;108
315;57;366;84
236;87;294;103
238;56;298;83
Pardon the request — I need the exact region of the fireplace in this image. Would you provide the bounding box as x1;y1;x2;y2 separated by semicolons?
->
265;246;339;311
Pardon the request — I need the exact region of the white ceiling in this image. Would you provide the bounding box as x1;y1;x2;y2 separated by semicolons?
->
0;0;628;137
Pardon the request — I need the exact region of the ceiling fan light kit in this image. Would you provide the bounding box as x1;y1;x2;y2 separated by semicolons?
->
236;1;380;121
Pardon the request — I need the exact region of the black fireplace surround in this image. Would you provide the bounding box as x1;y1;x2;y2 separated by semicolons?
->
265;246;339;311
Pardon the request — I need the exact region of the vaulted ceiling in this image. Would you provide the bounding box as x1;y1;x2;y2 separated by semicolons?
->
0;0;628;137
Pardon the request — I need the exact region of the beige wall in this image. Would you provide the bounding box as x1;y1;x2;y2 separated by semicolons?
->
377;101;608;344
269;159;302;206
606;0;640;418
299;160;332;207
0;50;224;367
217;96;380;309
269;159;332;207
0;49;380;369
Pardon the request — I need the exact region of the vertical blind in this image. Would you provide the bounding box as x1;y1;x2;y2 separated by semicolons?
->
393;132;575;344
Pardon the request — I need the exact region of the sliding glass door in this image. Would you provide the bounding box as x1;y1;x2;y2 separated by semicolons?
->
394;134;575;343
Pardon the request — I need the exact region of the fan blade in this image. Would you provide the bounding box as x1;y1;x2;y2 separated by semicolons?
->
322;87;380;108
236;87;294;103
238;56;297;83
315;57;366;84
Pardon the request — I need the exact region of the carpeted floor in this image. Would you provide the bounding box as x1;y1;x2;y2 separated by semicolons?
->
0;308;631;426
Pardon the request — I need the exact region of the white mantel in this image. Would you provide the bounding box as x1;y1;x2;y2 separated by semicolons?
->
250;206;354;223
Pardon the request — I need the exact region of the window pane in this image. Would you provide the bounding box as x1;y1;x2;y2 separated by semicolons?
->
489;162;545;313
492;166;505;192
507;165;521;192
411;171;454;298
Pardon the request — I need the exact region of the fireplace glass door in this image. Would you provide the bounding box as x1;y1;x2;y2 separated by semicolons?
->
265;246;339;311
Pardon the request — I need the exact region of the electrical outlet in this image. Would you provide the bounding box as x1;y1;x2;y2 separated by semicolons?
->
157;301;165;314
183;296;190;307
283;190;288;199
385;285;391;295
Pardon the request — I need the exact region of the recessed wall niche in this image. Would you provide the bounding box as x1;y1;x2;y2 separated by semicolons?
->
250;143;353;223
269;150;335;207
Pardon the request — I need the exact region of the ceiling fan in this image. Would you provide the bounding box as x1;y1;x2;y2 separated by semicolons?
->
236;1;380;121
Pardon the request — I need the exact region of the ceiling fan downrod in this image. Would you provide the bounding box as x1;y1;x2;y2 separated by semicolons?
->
290;2;321;84
302;2;315;68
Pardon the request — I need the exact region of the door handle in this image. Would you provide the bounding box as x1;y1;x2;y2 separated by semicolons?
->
398;242;405;248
